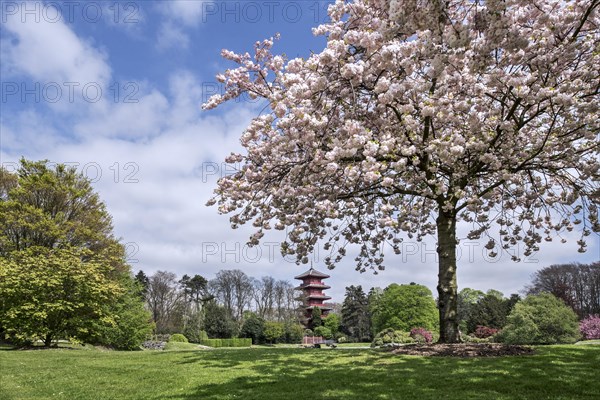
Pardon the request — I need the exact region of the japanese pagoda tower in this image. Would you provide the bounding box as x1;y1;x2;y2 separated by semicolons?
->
294;267;332;326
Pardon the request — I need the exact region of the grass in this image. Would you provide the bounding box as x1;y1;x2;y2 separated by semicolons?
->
1;345;599;400
335;342;372;348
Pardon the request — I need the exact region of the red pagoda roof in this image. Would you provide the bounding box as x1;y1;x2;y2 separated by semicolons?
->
294;283;331;290
306;305;333;311
307;294;332;300
294;267;330;279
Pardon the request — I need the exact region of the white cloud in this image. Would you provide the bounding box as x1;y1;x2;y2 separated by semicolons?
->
155;1;206;51
158;0;205;27
156;21;190;51
1;11;111;86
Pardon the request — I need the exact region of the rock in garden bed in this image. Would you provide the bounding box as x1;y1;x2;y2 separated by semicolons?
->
390;343;535;357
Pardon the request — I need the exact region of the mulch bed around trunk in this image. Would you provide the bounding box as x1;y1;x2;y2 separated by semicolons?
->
390;343;535;357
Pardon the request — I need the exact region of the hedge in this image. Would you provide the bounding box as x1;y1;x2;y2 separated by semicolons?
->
200;338;252;348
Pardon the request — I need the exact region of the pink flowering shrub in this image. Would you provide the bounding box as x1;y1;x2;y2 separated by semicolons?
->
410;327;433;344
579;315;600;340
474;325;499;339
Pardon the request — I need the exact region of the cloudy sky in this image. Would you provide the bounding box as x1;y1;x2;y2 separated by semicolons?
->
1;0;598;302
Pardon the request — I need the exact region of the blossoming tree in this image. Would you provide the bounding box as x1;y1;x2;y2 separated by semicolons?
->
203;0;600;342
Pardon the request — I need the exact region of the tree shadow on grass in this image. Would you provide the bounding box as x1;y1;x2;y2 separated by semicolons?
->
152;346;600;400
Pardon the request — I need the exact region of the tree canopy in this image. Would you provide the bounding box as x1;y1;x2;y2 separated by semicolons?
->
203;0;600;342
370;283;438;333
0;160;151;347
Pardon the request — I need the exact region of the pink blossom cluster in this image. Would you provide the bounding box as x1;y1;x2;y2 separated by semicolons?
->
410;327;433;344
579;315;600;340
203;0;599;272
474;325;499;339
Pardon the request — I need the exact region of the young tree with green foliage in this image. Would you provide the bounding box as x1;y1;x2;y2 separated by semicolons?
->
263;321;284;344
371;283;438;334
324;313;341;338
499;293;580;345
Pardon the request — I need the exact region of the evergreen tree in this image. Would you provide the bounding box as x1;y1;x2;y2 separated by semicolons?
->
341;285;372;342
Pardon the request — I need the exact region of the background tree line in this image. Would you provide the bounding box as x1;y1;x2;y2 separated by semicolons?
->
133;268;304;344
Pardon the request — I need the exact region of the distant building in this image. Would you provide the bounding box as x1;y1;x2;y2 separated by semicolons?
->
294;267;332;327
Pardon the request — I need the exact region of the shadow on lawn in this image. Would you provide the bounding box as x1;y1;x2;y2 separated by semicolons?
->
155;346;600;400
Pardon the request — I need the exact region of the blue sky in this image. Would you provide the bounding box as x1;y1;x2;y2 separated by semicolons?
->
1;0;598;303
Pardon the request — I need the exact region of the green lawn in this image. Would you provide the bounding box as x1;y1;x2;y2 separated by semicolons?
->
1;345;599;400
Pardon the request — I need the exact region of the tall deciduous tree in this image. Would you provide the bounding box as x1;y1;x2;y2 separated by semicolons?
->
0;160;151;347
203;0;600;342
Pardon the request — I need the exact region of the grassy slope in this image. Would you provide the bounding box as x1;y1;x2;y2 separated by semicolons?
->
1;346;599;400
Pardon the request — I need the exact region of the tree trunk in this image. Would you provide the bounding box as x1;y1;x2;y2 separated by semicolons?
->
436;211;461;343
44;333;53;347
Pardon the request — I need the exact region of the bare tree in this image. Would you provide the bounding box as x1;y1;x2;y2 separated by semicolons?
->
253;276;275;319
146;270;183;333
527;262;600;318
211;269;254;321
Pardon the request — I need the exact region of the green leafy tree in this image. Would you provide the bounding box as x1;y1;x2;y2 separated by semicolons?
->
0;248;120;346
371;283;438;334
283;322;304;344
0;160;119;259
457;288;485;332
466;292;520;334
239;313;265;344
324;313;341;337
0;160;151;347
341;285;372;341
203;301;237;339
314;326;333;339
499;293;580;345
263;321;284;344
89;278;153;350
310;307;323;330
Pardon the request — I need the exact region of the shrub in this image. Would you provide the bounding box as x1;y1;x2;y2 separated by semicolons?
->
474;325;499;339
263;322;284;344
410;327;433;344
337;336;347;343
371;328;414;347
283;323;304;344
200;338;252;348
169;334;188;343
314;326;332;339
579;315;600;340
239;315;265;344
198;330;209;342
498;293;580;345
463;335;492;344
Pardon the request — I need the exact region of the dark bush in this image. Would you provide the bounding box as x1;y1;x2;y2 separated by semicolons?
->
474;325;499;339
